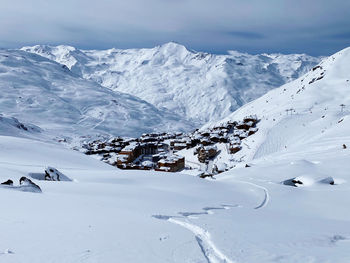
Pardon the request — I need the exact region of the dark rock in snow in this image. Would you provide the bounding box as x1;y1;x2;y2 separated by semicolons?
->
282;178;301;187
19;177;42;193
292;179;303;185
28;167;72;182
319;177;335;185
44;167;72;181
1;179;13;186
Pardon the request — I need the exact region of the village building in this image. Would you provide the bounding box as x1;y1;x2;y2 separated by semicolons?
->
243;115;259;124
156;156;185;172
200;131;210;137
197;145;218;163
236;121;252;130
173;142;187;151
170;137;194;151
210;133;221;143
200;138;212;146
248;127;258;136
139;142;158;155
229;143;242;154
228;136;242;154
116;142;142;164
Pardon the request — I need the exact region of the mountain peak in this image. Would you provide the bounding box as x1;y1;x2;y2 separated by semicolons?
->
20;43;321;125
160;41;186;48
157;41;190;54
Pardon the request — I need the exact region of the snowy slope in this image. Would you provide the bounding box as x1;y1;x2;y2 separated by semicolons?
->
1;111;349;262
1;129;349;263
0;47;350;263
206;47;350;163
176;45;350;174
0;135;270;263
0;114;41;136
188;46;350;262
0;49;193;139
21;43;321;124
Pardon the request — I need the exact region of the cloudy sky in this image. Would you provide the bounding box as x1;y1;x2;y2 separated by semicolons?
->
1;0;349;55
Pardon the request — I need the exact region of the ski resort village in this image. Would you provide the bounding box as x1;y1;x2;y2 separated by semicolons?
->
1;1;350;260
0;41;350;262
81;115;259;176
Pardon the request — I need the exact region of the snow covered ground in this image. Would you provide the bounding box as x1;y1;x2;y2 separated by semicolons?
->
1;130;349;263
0;135;264;263
1;123;349;262
1;47;350;262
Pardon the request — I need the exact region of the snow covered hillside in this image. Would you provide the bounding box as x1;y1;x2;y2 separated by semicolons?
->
1;116;349;263
0;47;349;262
0;135;295;263
0;49;192;139
206;46;350;164
21;42;321;124
171;46;350;262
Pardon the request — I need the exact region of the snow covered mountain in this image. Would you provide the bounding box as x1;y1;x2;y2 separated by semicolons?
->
0;49;193;139
203;46;350;166
173;46;350;261
1;47;349;263
21;42;321;124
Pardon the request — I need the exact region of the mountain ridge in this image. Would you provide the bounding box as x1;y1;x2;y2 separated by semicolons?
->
0;49;193;139
203;46;350;164
21;42;321;124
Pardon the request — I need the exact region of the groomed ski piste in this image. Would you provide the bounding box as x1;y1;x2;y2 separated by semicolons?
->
0;47;350;263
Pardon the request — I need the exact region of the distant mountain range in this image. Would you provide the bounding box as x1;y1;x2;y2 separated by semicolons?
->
21;42;321;129
0;49;192;139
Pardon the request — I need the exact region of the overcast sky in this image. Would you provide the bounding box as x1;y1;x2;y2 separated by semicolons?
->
0;0;349;55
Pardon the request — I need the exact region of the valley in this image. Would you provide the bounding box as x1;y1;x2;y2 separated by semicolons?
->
0;44;349;263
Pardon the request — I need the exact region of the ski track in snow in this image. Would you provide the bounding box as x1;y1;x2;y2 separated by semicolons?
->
234;181;270;209
169;218;235;263
250;183;270;209
153;205;238;263
152;181;269;262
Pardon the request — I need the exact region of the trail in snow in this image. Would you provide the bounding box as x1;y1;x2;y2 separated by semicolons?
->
153;205;237;263
239;181;270;209
169;218;235;263
254;186;269;209
152;180;269;262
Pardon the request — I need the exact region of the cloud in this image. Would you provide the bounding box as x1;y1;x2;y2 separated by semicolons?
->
0;0;349;55
226;31;265;39
328;32;350;39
